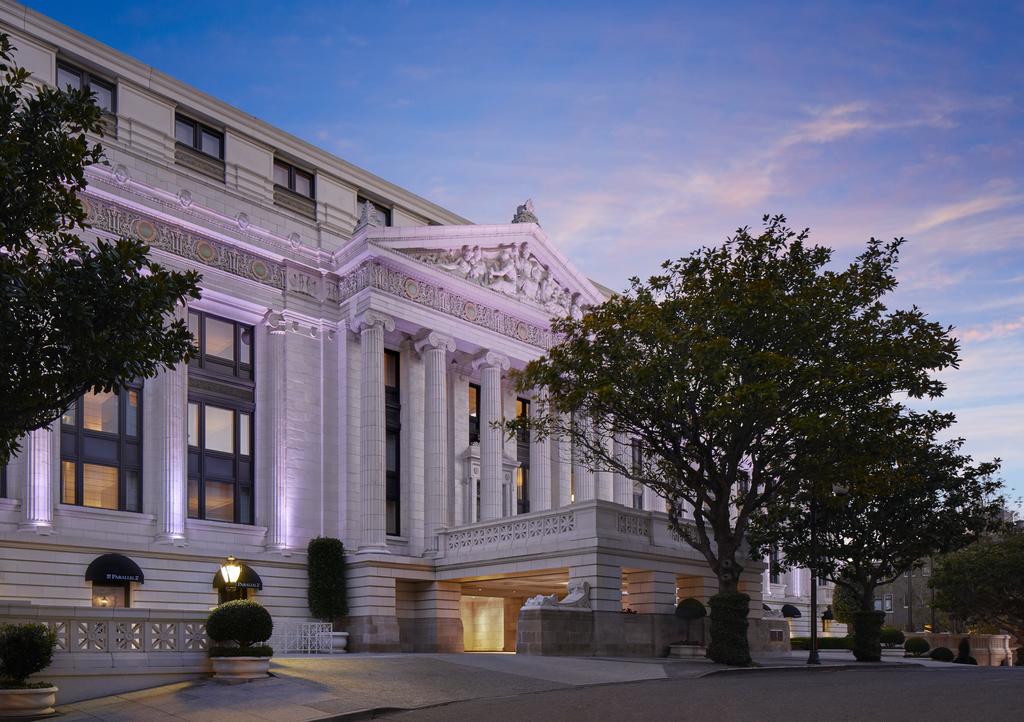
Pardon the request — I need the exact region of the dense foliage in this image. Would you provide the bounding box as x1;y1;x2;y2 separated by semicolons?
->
850;611;885;662
929;646;954;662
953;637;977;665
930;533;1024;644
206;600;273;653
507;216;961;663
0;32;200;465
0;623;56;686
880;627;905;648
790;636;851;651
675;597;707;620
904;637;930;657
707;592;751;666
208;644;274;658
307;537;349;622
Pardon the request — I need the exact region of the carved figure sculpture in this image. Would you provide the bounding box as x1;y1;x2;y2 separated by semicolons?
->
559;580;592;609
487;246;519;295
511;198;539;225
523;593;560;609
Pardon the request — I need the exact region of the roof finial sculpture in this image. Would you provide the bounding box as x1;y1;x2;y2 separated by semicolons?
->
354;199;383;232
511;198;539;225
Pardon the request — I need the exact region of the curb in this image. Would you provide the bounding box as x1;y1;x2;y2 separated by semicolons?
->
699;662;924;677
315;707;410;721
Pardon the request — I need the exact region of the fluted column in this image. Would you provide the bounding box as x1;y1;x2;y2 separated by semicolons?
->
612;433;631;506
528;389;552;512
552;412;572;507
415;330;456;554
266;312;289;552
357;311;395;551
20;425;54;534
473;351;509;520
572;416;594;502
154;359;188;544
596;432;614;501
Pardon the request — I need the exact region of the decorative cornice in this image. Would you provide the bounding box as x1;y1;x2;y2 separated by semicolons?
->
337;260;553;349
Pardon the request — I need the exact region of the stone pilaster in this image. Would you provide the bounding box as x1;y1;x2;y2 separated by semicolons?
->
473;351;509;521
414;330;456;554
266;311;290;552
356;311;395;552
595;433;614;501
20;425;54;534
153;358;188;545
612;433;631;506
570;561;622;612
528;389;552;512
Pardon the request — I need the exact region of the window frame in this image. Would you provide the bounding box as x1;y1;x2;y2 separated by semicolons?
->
515;398;530;514
385;349;401;536
60;385;142;513
174;113;225;160
186;309;256;525
468;383;481;445
273;159;316;199
56;61;116;114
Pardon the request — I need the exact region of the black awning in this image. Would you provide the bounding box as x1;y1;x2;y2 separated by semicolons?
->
85;553;144;584
212;564;263;590
763;603;772;612
781;603;802;618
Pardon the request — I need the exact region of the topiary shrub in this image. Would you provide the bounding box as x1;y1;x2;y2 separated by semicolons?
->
880;626;905;648
707;592;751;666
851;610;885;662
904;636;930;657
206;600;274;657
953;637;977;665
790;636;851;651
675;597;707;620
307;536;348;622
0;623;56;688
929;646;954;662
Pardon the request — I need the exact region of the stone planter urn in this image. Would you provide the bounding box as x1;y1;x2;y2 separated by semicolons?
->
331;631;349;653
211;656;271;682
0;686;58;717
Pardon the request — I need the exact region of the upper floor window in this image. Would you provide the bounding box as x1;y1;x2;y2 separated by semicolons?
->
468;383;481;445
385;350;401;536
175;114;223;159
60;387;142;512
357;196;392;226
274;160;315;199
188;310;253;381
57;62;115;113
515;398;530;514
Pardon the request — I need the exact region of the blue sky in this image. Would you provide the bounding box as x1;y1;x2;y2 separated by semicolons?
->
29;1;1024;505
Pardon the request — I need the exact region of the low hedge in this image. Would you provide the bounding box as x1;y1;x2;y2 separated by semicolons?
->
929;646;955;662
880;626;905;648
790;636;851;651
904;636;930;657
209;645;274;658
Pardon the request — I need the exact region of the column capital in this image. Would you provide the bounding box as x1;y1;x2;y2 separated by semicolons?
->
471;350;510;373
413;329;456;356
352;309;396;334
264;309;287;334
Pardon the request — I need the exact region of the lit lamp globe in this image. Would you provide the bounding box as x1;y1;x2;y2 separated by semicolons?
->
220;556;242;587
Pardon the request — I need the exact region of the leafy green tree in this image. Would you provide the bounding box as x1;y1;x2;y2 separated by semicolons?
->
751;406;1002;661
0;33;200;464
930;532;1024;647
507;216;957;664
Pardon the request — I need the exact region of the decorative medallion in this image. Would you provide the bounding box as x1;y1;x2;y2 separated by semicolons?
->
251;260;269;280
403;278;420;299
133;219;158;243
288;232;302;249
462;301;478;321
235;212;249;230
196;240;216;262
516;321;530;341
113;164;130;184
178;189;193;208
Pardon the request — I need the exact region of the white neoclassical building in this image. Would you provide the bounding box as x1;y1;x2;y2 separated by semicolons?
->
0;2;790;657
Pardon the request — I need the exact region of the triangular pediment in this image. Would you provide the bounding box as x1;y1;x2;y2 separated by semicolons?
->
366;222;606;318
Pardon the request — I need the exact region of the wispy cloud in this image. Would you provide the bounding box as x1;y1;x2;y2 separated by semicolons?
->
909;193;1023;234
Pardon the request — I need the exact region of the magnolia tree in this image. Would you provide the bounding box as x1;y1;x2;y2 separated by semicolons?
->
750;405;1002;661
506;216;958;665
0;33;199;464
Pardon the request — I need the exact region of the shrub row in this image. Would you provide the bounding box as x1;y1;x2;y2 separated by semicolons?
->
790;636;851;651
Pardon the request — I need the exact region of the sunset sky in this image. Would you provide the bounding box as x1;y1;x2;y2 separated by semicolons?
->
31;0;1024;505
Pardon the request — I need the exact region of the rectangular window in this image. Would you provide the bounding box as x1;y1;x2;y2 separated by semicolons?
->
187;309;255;524
385;350;401;535
273;159;315;199
174;114;224;159
468;383;481;444
515;398;530;514
60;387;142;512
884;594;893;613
57;62;115;113
874;598;882;611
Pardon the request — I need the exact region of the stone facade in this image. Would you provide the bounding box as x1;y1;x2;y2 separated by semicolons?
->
0;2;769;656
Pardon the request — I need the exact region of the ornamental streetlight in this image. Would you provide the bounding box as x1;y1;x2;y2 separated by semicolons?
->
807;483;849;665
220;556;242;589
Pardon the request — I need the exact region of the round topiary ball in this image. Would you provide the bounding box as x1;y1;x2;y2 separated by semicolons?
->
0;623;56;685
929;646;954;662
904;636;930;657
206;599;273;648
675;597;707;621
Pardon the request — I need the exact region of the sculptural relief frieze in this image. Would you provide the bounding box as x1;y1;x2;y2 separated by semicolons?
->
400;242;585;319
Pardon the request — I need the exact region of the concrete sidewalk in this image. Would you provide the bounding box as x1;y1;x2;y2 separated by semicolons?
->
54;651;950;721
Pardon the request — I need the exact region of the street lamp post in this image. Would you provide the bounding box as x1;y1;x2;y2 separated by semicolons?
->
807;483;848;666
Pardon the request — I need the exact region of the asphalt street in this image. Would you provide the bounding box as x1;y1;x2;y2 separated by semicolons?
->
383;667;1024;722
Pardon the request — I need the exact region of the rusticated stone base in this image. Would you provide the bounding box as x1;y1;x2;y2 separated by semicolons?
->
343;615;401;652
517;609;790;657
398;617;464;652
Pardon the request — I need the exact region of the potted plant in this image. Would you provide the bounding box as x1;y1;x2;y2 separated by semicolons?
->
207;600;274;681
0;623;58;716
669;597;708;658
307;537;349;652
